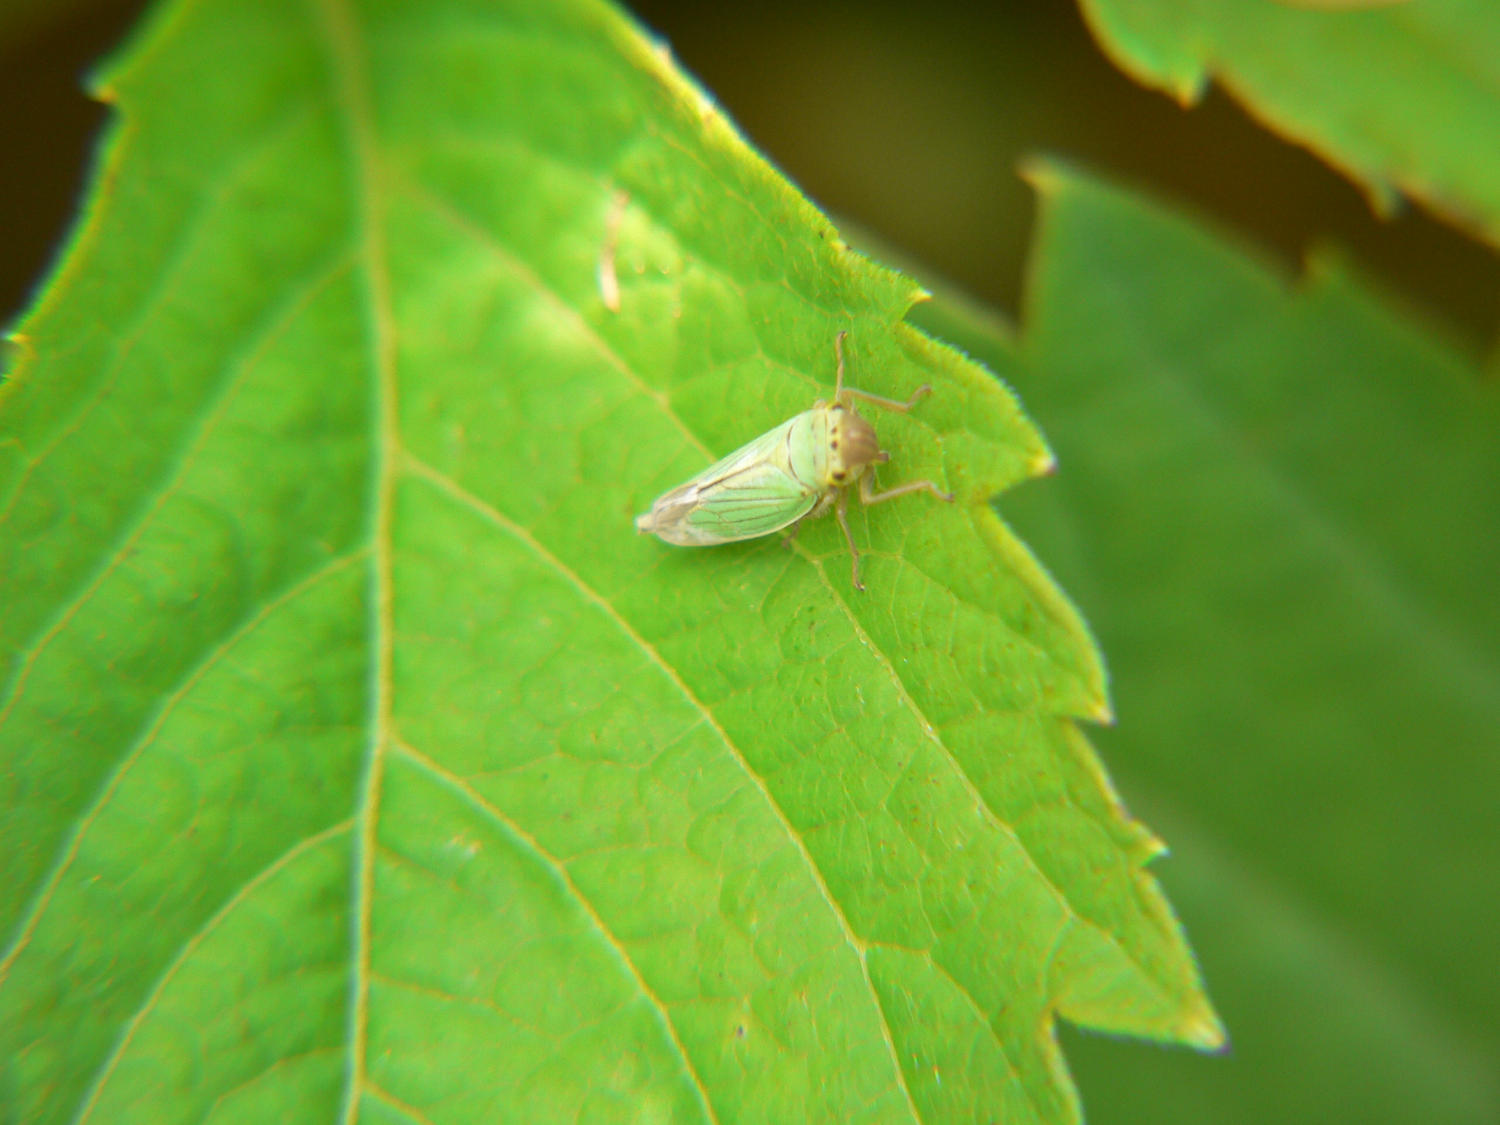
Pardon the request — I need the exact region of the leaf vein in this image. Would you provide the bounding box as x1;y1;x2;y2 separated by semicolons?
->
311;2;397;1123
0;102;327;529
799;537;1183;1037
0;251;358;730
70;822;353;1124
0;548;366;983
392;738;720;1124
399;451;922;1124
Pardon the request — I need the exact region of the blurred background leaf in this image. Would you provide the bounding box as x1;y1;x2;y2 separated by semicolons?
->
921;163;1499;1125
1079;0;1500;249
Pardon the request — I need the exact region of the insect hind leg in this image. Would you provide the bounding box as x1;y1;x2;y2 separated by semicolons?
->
841;384;933;413
832;331;933;413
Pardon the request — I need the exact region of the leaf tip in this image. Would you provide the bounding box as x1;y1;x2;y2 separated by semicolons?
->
2;331;33;378
1182;1006;1231;1054
1359;176;1403;222
89;76;120;106
1017;156;1062;198
1166;74;1205;108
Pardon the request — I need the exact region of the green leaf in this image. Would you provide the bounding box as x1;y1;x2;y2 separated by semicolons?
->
1076;0;1500;247
931;163;1499;1125
0;1;1218;1122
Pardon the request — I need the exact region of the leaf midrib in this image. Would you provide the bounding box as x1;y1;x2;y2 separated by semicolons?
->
314;1;390;1121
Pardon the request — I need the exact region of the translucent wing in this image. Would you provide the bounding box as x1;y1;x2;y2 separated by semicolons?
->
636;417;820;545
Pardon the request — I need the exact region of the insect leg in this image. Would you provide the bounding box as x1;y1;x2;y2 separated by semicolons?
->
841;384;933;413
859;472;954;506
833;330;850;398
784;488;833;549
833;487;865;591
833;331;932;411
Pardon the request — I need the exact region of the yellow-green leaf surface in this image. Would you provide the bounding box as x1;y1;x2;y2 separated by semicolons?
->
922;164;1500;1125
1078;0;1500;247
0;1;1220;1122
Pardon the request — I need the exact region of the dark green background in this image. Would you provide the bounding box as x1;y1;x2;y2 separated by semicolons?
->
4;0;1498;357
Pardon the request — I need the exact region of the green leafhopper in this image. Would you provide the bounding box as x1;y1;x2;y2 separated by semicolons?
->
635;332;954;590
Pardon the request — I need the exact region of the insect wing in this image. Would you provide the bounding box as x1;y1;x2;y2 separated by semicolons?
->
637;419;818;545
674;457;818;543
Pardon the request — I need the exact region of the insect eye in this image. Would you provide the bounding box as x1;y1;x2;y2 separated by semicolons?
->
832;470;846;482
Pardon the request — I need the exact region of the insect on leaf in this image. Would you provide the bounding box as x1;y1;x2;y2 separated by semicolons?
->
635;331;955;589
